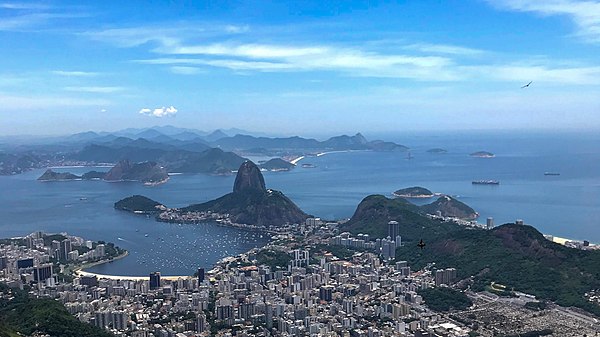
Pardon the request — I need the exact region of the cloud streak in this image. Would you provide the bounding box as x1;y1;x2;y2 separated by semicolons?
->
52;70;99;77
64;86;125;93
491;0;600;43
139;106;177;117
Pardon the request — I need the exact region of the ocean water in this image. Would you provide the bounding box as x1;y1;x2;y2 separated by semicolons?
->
0;130;598;275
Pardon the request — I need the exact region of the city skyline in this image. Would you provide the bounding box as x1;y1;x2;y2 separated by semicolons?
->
2;0;600;135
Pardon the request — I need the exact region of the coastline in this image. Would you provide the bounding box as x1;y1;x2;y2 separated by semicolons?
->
75;250;191;280
74;250;130;273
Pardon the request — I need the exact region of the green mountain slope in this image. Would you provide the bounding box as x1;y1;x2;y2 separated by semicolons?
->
0;285;112;337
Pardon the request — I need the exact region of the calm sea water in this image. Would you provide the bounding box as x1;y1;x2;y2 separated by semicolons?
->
1;131;599;275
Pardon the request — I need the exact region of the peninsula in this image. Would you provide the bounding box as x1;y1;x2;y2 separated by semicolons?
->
116;161;308;227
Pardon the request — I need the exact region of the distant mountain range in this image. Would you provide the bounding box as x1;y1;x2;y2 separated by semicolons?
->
0;126;409;176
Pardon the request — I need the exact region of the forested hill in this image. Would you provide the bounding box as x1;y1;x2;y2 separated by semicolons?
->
0;284;113;337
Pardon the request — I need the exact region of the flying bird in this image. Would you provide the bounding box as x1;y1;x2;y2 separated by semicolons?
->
417;239;426;250
521;81;532;89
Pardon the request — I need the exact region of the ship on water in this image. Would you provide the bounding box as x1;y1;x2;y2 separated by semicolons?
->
544;172;560;176
472;180;500;185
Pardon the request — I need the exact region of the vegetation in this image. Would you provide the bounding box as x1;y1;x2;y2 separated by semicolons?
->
524;301;547;311
313;244;371;260
114;195;163;213
393;186;433;197
397;224;600;316
254;249;291;270
501;329;553;337
260;158;295;171
420;195;478;220
345;194;600;316
343;194;460;240
37;169;80;181
418;287;472;312
184;186;307;226
0;284;112;337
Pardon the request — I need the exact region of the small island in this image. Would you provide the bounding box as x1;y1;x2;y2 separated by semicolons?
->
393;186;434;198
38;169;82;181
260;158;295;172
114;195;166;214
427;148;448;154
470;151;495;158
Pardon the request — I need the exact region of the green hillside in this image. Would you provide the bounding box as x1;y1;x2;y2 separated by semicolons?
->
0;284;112;337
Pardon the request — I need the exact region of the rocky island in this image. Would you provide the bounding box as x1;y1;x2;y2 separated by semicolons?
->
427;148;448;154
38;169;82;181
114;195;166;214
259;158;295;171
393;186;434;198
470;151;495;158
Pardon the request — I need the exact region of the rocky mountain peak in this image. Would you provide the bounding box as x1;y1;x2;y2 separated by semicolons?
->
233;161;266;193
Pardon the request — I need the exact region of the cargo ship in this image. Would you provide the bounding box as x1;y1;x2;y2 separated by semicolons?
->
472;180;500;185
544;172;560;176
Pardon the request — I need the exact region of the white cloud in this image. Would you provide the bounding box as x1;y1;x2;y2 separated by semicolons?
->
169;66;204;75
139;106;177;117
52;70;99;77
136;42;457;81
404;43;485;56
0;3;50;10
464;63;600;85
85;24;249;48
64;86;125;93
490;0;600;43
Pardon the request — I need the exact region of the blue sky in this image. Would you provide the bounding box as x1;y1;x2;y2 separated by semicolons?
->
1;0;600;136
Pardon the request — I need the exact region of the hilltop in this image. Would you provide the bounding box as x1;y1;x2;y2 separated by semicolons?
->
397;223;600;316
119;161;308;227
183;161;308;226
342;195;460;240
421;195;478;220
342;194;600;316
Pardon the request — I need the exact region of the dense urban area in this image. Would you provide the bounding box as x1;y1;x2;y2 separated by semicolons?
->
1;217;599;337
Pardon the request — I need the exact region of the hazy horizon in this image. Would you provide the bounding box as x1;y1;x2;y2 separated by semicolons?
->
2;0;600;135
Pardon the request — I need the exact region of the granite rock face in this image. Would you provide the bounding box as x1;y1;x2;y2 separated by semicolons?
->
233;161;266;192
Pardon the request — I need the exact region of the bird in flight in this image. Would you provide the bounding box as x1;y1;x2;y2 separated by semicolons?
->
417;239;426;250
521;81;533;88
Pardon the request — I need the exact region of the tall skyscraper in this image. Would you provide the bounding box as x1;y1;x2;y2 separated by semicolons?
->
388;221;399;240
60;239;72;261
33;264;53;282
486;217;494;229
149;271;161;290
197;267;205;283
197;313;207;333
